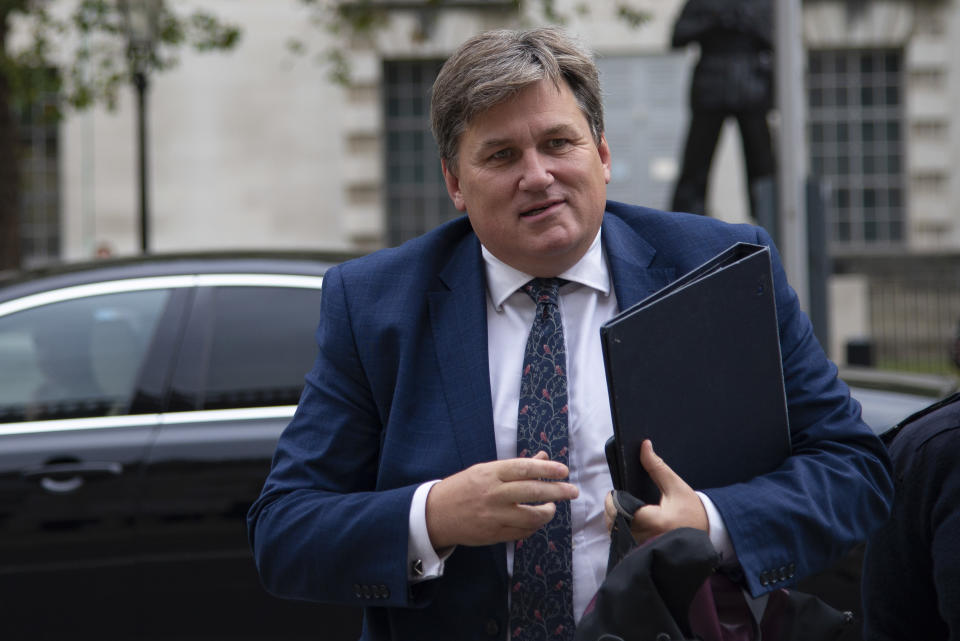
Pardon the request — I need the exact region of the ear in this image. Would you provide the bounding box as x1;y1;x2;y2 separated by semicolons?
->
441;158;467;212
598;134;612;185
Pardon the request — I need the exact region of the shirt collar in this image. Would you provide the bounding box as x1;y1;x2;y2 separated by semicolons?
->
481;230;611;311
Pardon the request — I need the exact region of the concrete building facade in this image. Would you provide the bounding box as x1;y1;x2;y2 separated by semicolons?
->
37;0;955;259
10;0;960;366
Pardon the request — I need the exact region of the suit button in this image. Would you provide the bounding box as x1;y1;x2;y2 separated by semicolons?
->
778;566;788;582
788;562;796;578
378;585;390;599
484;619;500;637
353;584;362;598
759;571;769;586
362;585;372;599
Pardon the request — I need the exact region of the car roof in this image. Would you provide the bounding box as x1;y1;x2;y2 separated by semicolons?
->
0;250;358;302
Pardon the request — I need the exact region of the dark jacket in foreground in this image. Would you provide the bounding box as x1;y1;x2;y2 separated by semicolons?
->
862;393;960;640
247;202;893;641
576;527;853;641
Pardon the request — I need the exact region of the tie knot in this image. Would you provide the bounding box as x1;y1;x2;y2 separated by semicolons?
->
523;277;564;307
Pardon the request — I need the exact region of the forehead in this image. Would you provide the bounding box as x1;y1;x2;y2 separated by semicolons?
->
460;80;589;146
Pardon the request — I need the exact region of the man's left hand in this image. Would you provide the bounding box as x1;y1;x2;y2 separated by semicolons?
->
604;439;709;544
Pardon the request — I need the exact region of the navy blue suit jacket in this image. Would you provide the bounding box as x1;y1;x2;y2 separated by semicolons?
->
248;202;893;641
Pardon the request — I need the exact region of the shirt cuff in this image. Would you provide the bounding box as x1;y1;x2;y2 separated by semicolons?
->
408;480;454;582
697;491;738;568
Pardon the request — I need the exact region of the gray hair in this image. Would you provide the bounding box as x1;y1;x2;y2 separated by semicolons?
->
430;27;604;170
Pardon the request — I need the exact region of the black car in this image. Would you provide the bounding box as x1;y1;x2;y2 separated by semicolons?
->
0;253;361;640
3;254;949;640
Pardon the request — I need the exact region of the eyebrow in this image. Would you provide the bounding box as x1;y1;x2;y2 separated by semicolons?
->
474;123;581;154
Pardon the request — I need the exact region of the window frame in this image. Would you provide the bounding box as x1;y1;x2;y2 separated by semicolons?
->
382;58;460;246
807;47;907;252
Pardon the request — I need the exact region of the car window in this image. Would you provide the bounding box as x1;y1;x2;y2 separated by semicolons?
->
200;286;322;410
0;289;170;423
850;386;941;435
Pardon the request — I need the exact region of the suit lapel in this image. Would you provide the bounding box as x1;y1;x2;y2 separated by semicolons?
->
428;235;509;587
602;213;675;310
427;235;498;469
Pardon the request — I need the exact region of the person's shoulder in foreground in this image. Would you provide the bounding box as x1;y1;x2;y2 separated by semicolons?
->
862;393;960;641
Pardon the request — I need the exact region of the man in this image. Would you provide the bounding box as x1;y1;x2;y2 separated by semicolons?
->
862;393;960;640
247;27;892;641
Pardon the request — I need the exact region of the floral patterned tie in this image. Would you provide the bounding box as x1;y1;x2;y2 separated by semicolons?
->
509;277;575;641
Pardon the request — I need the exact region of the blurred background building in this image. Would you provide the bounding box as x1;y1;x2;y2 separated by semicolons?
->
6;0;960;372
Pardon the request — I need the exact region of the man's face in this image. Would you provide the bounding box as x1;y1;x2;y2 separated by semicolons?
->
441;79;611;277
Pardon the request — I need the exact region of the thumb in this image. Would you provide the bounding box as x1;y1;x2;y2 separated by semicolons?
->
639;439;686;500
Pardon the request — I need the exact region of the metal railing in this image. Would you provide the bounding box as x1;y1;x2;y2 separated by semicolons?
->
836;253;960;376
869;274;960;375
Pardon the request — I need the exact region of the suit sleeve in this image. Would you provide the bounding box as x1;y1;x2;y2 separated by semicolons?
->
705;226;894;598
246;265;426;608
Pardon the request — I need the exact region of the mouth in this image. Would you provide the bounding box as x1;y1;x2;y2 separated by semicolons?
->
519;199;563;218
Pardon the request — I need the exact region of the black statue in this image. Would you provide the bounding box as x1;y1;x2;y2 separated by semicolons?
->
670;0;775;221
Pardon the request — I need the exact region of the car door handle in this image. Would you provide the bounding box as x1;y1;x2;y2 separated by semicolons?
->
23;461;124;494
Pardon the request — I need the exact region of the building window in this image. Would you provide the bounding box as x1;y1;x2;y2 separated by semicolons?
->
17;85;60;267
383;59;459;246
808;49;906;250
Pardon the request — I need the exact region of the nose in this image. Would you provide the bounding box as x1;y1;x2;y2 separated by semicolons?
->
518;151;554;192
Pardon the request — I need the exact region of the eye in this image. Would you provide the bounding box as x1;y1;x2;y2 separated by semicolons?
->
489;148;513;161
546;138;570;150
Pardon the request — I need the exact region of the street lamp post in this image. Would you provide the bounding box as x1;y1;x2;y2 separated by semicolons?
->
774;0;809;310
120;0;161;254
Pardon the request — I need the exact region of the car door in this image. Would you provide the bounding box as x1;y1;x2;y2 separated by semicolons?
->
0;284;188;639
137;275;361;639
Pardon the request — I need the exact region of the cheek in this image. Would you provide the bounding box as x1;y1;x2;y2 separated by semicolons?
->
464;173;512;212
467;207;517;252
470;211;510;240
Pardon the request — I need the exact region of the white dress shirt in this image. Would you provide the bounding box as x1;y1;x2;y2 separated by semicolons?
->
406;230;734;621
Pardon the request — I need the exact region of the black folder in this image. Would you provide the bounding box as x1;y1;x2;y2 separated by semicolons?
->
601;242;791;504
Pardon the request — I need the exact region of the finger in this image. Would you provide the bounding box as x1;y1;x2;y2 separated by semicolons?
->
516;501;557;526
603;491;616;531
498;479;579;505
604;491;616;516
497;455;570;482
639;439;686;498
628;510;661;544
491;503;559;541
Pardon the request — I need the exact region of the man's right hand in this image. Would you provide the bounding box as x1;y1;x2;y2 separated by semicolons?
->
425;451;578;550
